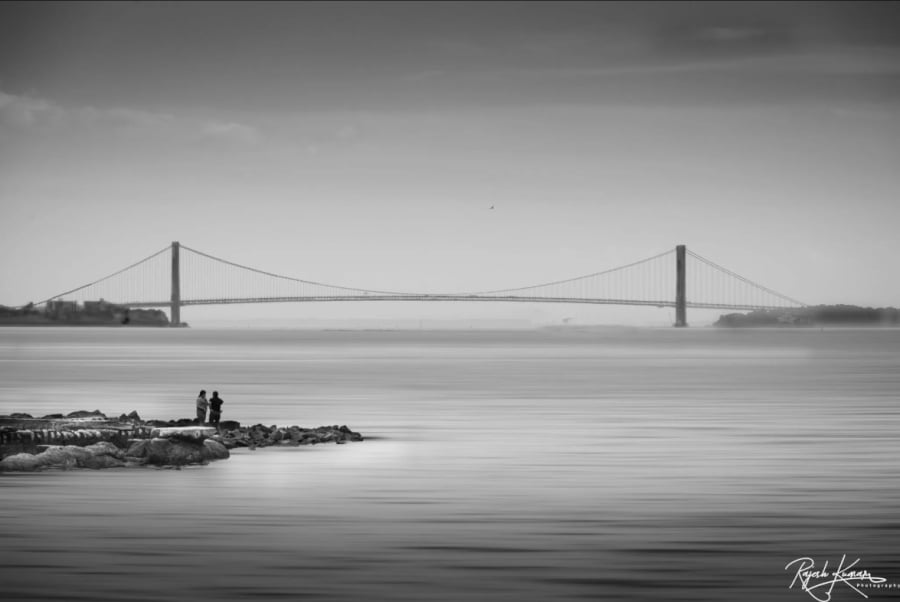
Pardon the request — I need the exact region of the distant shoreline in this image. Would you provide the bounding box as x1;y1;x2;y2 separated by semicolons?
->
0;318;172;327
0;300;172;327
0;319;170;327
714;304;900;328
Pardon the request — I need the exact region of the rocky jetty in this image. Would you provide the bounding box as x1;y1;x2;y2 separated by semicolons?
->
0;410;363;473
218;423;364;449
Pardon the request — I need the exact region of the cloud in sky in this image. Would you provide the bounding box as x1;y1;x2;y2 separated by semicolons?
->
0;87;262;148
202;121;261;145
0;89;63;128
696;26;772;43
0;88;175;132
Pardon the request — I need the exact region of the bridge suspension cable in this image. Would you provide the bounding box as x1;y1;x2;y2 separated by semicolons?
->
178;244;420;302
35;245;171;306
463;249;676;304
686;250;806;309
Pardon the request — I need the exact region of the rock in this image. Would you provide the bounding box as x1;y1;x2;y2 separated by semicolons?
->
202;439;229;460
39;446;90;466
219;420;241;431
10;413;33;419
125;439;150;458
78;442;126;469
0;453;42;471
79;453;126;469
221;431;250;449
150;426;216;439
147;438;197;465
127;410;141;421
132;437;228;466
66;410;107;419
86;441;125;459
0;442;126;472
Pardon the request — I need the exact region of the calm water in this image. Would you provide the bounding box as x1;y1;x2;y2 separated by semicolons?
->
1;326;899;601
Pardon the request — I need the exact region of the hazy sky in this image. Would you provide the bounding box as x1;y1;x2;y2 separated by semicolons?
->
1;1;898;326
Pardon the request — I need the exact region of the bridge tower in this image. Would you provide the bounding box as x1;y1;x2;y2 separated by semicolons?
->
675;244;687;327
170;241;181;327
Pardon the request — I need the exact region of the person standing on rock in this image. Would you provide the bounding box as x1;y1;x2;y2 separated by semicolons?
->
195;390;208;424
209;391;223;427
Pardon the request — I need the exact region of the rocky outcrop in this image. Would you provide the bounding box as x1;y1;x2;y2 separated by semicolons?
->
0;437;231;471
123;436;229;466
0;410;363;472
0;441;127;471
219;424;364;449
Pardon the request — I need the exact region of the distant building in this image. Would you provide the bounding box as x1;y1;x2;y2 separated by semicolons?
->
45;299;78;318
83;299;111;313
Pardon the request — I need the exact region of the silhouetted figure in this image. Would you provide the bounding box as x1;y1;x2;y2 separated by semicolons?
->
209;391;223;426
196;389;208;424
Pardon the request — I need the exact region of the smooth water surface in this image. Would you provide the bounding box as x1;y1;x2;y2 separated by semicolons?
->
1;326;899;601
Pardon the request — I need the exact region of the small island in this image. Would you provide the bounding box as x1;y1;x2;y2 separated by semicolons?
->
0;410;363;472
0;299;172;327
715;304;900;327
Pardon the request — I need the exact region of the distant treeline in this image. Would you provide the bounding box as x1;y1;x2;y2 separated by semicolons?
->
715;305;900;327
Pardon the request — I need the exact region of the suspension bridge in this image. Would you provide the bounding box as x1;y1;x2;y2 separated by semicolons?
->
34;242;805;327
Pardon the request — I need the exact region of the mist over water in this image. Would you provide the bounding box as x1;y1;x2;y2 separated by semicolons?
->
1;326;899;601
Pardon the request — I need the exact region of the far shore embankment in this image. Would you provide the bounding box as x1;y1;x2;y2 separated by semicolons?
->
0;300;172;327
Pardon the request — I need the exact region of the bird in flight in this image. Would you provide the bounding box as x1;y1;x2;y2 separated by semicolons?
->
489;205;495;210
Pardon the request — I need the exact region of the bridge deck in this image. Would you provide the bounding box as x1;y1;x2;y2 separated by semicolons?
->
121;295;799;312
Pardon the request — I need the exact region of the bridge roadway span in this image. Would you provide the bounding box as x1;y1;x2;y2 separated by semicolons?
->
123;295;787;312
